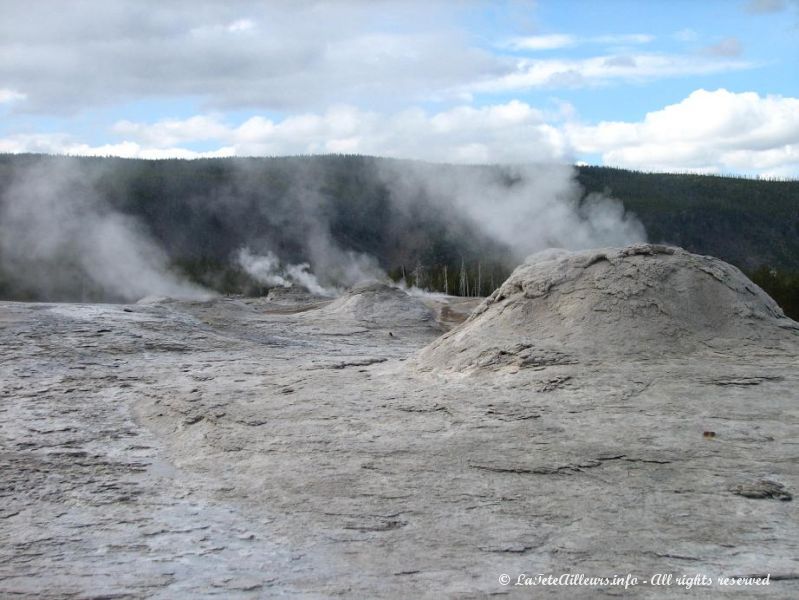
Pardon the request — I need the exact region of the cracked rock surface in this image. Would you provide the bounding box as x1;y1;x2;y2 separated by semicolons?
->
2;246;798;598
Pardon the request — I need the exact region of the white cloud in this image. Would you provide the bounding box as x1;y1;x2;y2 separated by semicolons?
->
113;115;231;147
149;101;568;163
1;101;570;164
0;1;761;116
506;33;654;51
0;88;26;103
0;133;234;159
470;53;752;93
189;18;257;37
0;1;504;114
64;143;236;160
568;89;799;176
5;90;797;177
227;19;255;33
673;29;699;42
0;133;72;154
592;34;655;45
507;34;575;50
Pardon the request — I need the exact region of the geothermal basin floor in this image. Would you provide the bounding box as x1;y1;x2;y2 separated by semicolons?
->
1;288;797;598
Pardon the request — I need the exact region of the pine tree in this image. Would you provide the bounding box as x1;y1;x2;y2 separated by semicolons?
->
459;258;467;297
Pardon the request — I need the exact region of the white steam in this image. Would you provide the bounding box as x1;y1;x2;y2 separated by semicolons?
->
239;161;645;298
0;157;647;303
304;235;387;289
236;246;387;297
237;248;335;297
237;246;387;297
0;162;212;302
236;249;291;288
378;162;646;257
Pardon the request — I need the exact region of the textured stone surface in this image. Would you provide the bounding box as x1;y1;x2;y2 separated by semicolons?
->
315;281;439;327
2;246;798;598
418;244;798;373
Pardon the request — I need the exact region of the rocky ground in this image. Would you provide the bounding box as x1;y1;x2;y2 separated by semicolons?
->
1;246;798;598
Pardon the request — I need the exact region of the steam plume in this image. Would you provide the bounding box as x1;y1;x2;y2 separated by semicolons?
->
0;161;211;302
377;161;646;259
237;248;335;297
0;155;646;302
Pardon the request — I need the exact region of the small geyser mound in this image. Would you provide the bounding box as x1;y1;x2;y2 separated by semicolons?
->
418;244;798;373
317;281;437;327
265;285;330;304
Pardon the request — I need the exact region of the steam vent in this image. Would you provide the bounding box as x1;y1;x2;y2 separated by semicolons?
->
419;244;799;373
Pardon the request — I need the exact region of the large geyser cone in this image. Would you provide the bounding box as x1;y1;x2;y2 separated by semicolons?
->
418;244;798;373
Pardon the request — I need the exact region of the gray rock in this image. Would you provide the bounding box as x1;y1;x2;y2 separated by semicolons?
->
2;245;798;598
417;244;798;373
730;479;793;501
312;281;438;327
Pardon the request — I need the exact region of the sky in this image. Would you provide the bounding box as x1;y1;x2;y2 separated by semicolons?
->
0;0;797;176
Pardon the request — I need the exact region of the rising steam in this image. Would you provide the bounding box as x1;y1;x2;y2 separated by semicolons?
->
236;248;335;297
377;161;646;259
0;161;211;302
237;245;386;297
0;155;646;302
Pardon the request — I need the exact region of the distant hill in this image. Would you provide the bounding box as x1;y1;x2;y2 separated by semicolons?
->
0;154;797;315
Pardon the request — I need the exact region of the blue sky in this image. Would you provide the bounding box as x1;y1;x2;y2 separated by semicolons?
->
479;0;798;118
0;0;797;176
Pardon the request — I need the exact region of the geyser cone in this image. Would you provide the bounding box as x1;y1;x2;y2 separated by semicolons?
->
418;244;798;373
316;281;438;327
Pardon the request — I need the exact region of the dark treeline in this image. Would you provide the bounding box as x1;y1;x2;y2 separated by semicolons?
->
749;267;799;321
576;166;799;272
0;153;513;300
0;154;797;318
575;167;799;319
